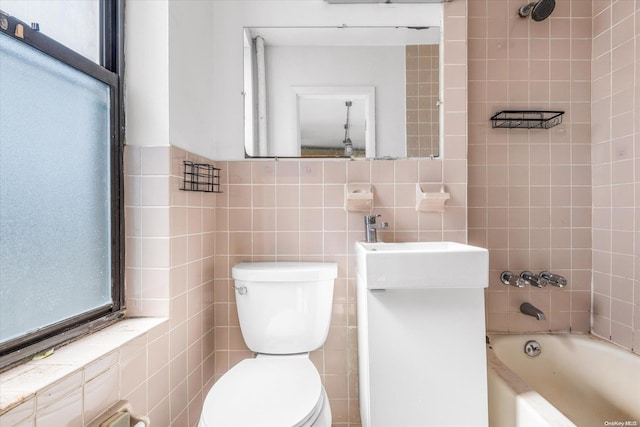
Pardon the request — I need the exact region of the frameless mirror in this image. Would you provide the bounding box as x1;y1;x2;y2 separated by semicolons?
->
243;26;441;159
293;86;375;157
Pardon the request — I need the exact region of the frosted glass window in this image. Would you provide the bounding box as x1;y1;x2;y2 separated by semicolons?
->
0;32;112;345
0;0;100;63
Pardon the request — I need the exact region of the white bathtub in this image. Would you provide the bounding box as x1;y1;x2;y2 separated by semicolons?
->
487;333;640;427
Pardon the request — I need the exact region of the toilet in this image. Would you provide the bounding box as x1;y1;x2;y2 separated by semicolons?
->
199;262;337;427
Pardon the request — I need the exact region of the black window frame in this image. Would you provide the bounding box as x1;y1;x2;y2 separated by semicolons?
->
0;0;125;370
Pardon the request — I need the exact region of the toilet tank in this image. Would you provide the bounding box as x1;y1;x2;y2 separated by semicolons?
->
232;262;337;354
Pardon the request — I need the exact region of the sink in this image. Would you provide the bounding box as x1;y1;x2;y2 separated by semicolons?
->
355;240;491;425
355;241;489;289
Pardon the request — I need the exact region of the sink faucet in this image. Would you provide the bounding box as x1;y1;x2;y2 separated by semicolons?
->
364;214;388;243
520;302;546;320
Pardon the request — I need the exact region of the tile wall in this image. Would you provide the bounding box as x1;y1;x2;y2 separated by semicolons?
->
467;1;593;333
211;157;463;426
125;145;217;424
0;319;166;426
590;0;640;353
210;3;468;425
406;44;440;158
6;0;639;426
2;1;467;424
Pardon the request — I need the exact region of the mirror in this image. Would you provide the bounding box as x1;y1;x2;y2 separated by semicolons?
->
293;86;375;158
243;26;441;159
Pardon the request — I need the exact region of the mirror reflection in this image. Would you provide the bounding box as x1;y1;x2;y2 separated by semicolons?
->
294;86;374;157
243;26;440;159
300;98;366;157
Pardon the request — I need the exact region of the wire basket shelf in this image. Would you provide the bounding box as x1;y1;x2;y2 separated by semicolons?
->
490;110;564;129
180;161;222;193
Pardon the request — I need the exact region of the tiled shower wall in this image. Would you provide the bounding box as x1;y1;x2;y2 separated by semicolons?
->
469;0;639;355
468;1;593;333
590;1;640;353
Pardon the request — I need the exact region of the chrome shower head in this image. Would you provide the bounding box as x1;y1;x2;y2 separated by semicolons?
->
519;0;555;22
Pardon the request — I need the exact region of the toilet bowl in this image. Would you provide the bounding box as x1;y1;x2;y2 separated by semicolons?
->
199;262;337;427
199;355;331;427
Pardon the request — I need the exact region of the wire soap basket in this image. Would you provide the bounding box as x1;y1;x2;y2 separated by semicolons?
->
490;110;564;129
181;161;222;193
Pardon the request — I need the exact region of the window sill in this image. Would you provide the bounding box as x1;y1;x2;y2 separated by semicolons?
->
0;317;168;416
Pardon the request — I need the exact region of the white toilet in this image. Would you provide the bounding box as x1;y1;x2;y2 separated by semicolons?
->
199;262;337;427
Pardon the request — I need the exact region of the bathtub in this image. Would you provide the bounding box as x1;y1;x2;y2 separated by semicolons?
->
487;333;640;427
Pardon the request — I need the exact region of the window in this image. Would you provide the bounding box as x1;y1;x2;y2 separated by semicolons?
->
0;0;102;63
0;0;123;370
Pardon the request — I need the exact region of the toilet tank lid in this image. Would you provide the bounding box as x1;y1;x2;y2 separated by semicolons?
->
232;262;338;282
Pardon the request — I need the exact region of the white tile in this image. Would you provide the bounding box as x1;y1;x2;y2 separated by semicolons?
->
147;333;170;376
82;366;119;424
35;387;82;427
140;176;170;206
141;207;171;238
147;365;170;411
119;334;147;361
0;398;34;427
0;319;166;418
12;417;35;427
83;352;119;383
140;146;171;176
122;382;148;421
0;363;37;384
33;345;109;368
1;364;77;394
119;346;147;398
141;299;170;317
141;238;171;268
36;371;82;411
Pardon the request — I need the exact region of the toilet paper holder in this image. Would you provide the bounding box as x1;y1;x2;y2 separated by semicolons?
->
87;400;150;427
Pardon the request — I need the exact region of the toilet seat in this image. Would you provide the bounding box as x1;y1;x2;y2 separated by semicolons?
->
200;356;325;427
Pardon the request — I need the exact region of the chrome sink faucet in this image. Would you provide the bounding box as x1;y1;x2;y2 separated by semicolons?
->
520;302;546;320
364;214;388;243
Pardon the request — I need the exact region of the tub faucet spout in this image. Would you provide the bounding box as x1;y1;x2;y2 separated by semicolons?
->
520;302;546;320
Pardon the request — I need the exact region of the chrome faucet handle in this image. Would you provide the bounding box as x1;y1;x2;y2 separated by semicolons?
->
539;271;567;288
500;271;525;288
365;214;385;226
364;214;387;243
364;214;388;230
520;271;545;288
364;214;379;224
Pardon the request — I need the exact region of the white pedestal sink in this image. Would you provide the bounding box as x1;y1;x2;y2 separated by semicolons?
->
355;241;489;427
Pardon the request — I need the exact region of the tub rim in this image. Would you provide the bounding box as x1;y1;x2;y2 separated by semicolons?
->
487;331;637;354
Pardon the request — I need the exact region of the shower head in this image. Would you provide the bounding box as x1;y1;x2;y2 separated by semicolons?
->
518;0;555;22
